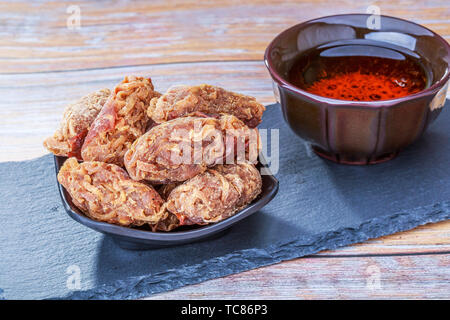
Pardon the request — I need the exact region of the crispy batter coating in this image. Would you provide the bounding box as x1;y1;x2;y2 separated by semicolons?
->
148;84;265;128
165;162;262;225
157;183;181;200
43;88;110;159
57;157;164;226
148;184;182;231
81;76;160;166
124;114;260;184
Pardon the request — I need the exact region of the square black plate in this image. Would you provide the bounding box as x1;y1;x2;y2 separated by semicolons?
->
54;156;279;250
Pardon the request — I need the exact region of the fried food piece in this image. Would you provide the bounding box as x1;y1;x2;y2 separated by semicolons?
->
150;209;180;232
148;84;265;128
43;88;110;159
81;76;160;166
157;183;181;200
214;163;263;210
148;184;182;231
165;162;262;225
124;114;260;184
57;157;164;226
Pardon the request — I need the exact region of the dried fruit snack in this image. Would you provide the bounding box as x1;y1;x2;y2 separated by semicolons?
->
148;84;265;128
124;114;260;184
57;157;164;226
81;76;160;166
165;162;262;225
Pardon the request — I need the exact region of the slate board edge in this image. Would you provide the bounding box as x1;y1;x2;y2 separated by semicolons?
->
58;199;450;300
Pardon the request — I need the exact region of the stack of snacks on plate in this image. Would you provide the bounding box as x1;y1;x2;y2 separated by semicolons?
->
44;76;266;231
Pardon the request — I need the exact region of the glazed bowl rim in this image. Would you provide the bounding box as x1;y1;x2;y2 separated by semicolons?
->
264;13;450;108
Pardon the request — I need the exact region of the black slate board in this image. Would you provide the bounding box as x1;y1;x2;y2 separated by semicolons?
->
1;101;450;300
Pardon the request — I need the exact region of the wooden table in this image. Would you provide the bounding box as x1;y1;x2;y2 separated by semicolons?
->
2;0;449;299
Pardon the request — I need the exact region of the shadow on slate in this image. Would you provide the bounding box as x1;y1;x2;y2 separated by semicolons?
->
1;101;450;299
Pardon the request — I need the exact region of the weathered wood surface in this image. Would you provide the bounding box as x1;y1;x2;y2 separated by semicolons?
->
148;253;450;299
1;0;449;299
1;0;449;73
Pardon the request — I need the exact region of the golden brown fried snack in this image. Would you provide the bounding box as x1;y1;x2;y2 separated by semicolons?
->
165;162;262;225
43;88;110;159
124;114;260;184
148;84;265;128
57;157;164;226
157;183;181;200
150;209;180;232
81;76;160;166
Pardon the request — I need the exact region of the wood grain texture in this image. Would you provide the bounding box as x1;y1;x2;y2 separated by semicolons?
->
0;0;449;73
1;0;449;299
147;253;450;299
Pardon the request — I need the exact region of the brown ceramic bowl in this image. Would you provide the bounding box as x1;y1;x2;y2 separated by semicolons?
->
265;14;450;164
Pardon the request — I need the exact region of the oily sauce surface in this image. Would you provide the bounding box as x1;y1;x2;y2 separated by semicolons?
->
288;44;427;102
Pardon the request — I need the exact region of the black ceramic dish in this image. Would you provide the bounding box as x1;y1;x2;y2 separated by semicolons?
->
54;155;279;250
